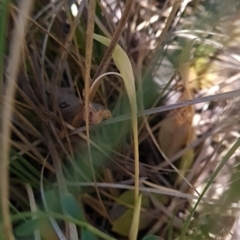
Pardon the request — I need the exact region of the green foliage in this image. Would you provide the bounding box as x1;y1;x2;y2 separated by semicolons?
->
14;219;39;237
61;193;84;221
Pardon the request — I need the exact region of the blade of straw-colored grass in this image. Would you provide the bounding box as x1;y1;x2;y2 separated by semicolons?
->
93;0;134;80
85;0;97;178
93;34;139;200
63;181;232;203
129;195;142;240
101;89;240;126
172;0;189;28
180;137;240;239
25;184;41;240
85;0;110;223
155;0;180;50
142;1;180;80
1;2;33;240
89;72;122;99
93;33;140;240
0;0;10;231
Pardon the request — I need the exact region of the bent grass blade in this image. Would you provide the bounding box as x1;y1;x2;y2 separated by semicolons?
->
93;34;140;240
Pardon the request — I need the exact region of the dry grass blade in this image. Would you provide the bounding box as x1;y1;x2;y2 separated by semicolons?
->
85;0;97;162
93;0;134;80
102;89;240;126
156;0;181;50
129;194;142;240
64;180;224;202
84;0;110;227
93;33;139;199
93;33;140;239
1;1;33;239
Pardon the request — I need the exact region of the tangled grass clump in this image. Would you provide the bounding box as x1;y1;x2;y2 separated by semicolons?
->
1;1;240;240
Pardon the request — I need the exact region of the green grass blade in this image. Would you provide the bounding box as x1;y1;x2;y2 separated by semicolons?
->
180;137;240;239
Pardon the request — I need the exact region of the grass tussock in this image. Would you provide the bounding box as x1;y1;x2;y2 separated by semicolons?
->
1;1;240;240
